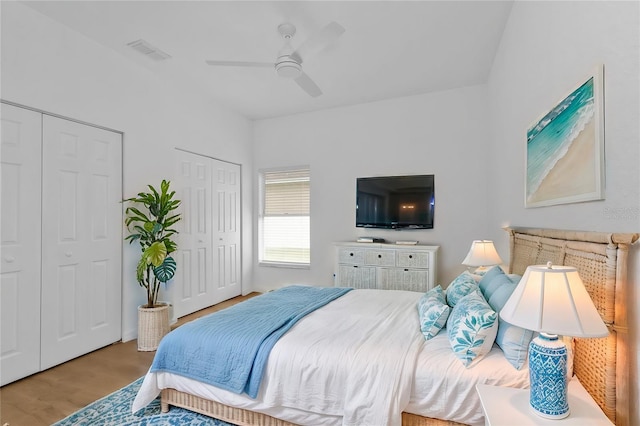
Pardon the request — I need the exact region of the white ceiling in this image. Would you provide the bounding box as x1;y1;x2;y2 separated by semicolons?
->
24;1;513;120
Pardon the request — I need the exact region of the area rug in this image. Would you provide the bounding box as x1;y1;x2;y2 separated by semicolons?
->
53;377;235;425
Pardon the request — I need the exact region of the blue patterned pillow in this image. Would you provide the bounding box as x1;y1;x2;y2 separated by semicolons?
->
489;281;534;370
417;286;450;340
447;291;499;367
445;271;479;307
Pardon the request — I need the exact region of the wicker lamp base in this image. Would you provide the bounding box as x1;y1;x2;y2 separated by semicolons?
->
138;304;170;351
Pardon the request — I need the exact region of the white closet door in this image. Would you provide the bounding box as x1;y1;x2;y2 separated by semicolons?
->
40;115;122;370
212;159;242;303
0;104;42;385
172;152;242;318
173;150;214;317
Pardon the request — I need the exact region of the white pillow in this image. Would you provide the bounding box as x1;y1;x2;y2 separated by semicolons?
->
447;291;498;368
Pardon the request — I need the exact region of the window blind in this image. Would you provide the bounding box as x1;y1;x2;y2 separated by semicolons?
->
261;168;310;264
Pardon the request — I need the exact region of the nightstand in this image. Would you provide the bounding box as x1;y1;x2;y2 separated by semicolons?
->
476;379;613;426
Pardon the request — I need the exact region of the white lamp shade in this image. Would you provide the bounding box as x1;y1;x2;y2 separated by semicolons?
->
462;240;503;267
500;263;608;337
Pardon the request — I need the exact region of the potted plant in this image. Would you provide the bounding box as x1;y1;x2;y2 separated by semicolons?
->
124;180;181;351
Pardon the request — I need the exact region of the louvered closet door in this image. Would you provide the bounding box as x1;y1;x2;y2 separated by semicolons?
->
0;104;42;385
40;115;122;370
173;150;214;318
211;159;241;303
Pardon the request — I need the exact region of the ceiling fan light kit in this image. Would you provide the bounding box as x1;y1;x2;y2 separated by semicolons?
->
206;21;344;97
275;58;302;79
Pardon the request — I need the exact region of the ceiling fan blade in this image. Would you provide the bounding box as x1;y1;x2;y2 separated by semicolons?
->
294;72;322;97
206;60;274;68
291;21;345;63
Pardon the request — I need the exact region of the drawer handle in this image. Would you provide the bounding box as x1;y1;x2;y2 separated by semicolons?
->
5;256;15;263
409;255;413;259
404;268;409;272
353;265;358;268
378;254;382;259
350;252;354;257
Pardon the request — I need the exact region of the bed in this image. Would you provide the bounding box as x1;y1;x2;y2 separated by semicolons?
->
132;227;638;426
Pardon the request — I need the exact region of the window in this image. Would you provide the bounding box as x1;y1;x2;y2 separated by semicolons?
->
259;167;310;266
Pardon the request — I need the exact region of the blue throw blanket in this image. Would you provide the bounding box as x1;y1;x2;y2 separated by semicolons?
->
150;285;352;398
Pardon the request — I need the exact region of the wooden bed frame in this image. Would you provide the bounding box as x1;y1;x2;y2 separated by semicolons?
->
161;227;638;426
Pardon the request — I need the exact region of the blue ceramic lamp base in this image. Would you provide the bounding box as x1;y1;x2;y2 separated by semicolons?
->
528;333;569;419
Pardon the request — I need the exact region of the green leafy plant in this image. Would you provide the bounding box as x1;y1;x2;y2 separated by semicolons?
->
124;180;181;308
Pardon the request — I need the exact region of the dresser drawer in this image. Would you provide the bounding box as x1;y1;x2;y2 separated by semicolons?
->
338;247;365;264
364;249;396;266
397;251;430;268
337;265;377;289
378;268;431;292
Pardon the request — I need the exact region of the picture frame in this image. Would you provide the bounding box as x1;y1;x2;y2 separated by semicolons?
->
525;65;605;208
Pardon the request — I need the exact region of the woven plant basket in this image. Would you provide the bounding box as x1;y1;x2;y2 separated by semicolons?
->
138;303;170;351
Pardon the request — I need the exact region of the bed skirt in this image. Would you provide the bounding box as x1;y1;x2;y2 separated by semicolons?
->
161;388;466;426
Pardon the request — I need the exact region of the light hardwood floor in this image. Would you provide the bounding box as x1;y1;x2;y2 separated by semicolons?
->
0;293;259;426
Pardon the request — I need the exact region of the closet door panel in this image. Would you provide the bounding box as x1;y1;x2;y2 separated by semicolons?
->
172;150;214;318
40;115;122;370
0;104;42;385
211;159;241;303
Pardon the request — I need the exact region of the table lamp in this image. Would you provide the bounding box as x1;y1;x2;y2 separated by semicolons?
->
500;261;608;419
462;240;503;272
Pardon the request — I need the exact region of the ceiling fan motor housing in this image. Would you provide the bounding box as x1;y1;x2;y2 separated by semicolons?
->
275;56;302;78
275;25;302;79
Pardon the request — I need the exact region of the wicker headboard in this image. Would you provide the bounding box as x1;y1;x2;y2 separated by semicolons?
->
505;227;638;426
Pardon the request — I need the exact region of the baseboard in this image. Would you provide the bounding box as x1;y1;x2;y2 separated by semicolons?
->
122;328;137;343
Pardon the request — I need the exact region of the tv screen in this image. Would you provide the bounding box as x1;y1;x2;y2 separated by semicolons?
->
356;175;434;229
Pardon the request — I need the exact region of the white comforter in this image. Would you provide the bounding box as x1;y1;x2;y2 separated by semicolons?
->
133;289;529;425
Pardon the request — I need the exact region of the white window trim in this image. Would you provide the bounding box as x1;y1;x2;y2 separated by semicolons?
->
258;165;310;268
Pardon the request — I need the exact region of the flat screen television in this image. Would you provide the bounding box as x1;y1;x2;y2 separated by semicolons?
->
356;174;434;229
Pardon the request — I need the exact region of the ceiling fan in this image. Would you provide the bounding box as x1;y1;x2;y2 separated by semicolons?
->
206;22;345;97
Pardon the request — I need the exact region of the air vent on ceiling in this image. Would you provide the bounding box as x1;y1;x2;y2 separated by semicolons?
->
127;39;171;61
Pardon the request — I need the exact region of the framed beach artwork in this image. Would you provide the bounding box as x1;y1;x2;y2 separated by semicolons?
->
525;66;605;208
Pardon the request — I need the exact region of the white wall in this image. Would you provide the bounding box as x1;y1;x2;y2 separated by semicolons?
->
486;1;640;424
4;1;638;419
1;2;255;342
253;85;492;292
